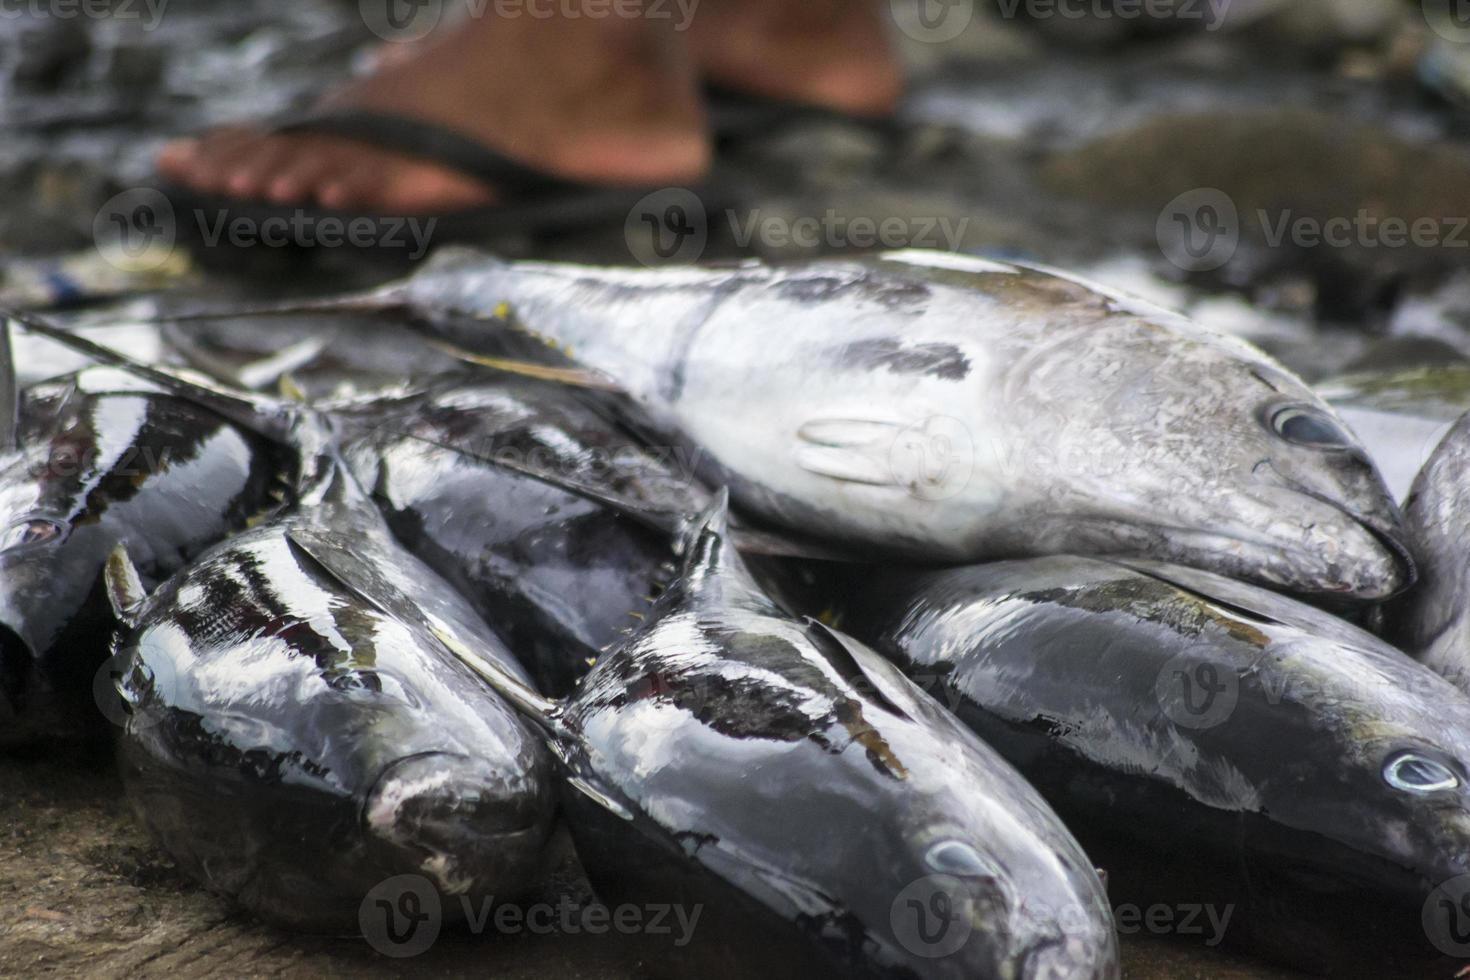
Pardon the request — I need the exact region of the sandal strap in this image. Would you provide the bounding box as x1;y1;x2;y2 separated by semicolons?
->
271;108;583;194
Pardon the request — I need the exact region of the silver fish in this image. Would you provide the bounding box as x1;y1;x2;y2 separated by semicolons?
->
1390;410;1470;693
173;248;1413;599
104;461;555;931
434;495;1120;979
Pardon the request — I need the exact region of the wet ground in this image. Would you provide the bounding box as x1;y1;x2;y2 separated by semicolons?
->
5;0;1470;976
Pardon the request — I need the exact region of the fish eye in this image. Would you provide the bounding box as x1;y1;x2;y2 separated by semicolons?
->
1267;405;1354;450
925;839;995;878
0;518;67;552
0;518;68;552
1383;751;1460;794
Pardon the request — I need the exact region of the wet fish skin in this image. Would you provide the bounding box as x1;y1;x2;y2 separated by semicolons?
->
783;555;1470;973
110;467;554;932
356;246;1410;600
335;376;704;697
1390;410;1470;693
0;368;287;743
443;499;1119;979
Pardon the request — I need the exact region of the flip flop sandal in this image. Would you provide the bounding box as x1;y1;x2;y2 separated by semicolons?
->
702;83;904;146
156;108;723;260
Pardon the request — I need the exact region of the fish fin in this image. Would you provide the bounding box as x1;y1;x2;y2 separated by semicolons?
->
421;338;624;392
680;488;732;570
172;332;336;391
276;374;308;403
425;617;567;737
283;531;395;620
797;418;906;447
803;617;917;723
103;543;149;628
352;419;859;564
794;418;904;486
0;317;17;452
792;446;895;485
564;775;634;821
346;420;696;539
146;292;392;323
3;308;302;443
1108;557;1391;650
240;335;335;391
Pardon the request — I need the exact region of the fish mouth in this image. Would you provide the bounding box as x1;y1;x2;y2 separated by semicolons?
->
1067;508;1413;601
363;751;550;892
1256;478;1417;599
1018;937;1115;980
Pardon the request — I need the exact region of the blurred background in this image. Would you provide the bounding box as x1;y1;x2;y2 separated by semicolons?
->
8;1;1470;376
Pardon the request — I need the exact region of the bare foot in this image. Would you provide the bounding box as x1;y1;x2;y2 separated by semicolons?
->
156;8;709;214
688;0;904;118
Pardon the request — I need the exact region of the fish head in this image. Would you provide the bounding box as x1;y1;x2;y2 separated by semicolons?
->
1023;329;1411;599
852;644;1118;978
888;824;1118;978
1242;644;1470;946
363;747;554;894
1389;411;1470;683
0;376;276;732
0;381;103;719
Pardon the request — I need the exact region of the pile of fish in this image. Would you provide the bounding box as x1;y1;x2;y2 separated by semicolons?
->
7;247;1470;977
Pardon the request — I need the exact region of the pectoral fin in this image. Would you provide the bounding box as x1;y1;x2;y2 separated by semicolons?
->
794;418;904;486
5;309;303;444
423;339;624;392
103;544;149;629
